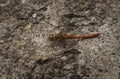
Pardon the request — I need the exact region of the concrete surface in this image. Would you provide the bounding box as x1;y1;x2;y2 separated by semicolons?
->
0;0;120;79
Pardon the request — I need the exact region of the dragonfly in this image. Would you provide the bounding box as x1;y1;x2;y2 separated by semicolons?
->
48;32;101;41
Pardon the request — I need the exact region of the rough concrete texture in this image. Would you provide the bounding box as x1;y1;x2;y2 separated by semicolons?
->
0;0;120;79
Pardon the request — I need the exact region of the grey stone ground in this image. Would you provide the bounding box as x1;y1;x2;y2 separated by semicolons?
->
0;0;120;79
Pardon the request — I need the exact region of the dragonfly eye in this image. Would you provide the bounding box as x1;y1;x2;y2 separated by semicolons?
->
48;34;55;41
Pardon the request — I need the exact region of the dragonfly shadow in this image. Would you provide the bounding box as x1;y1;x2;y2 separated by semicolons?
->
50;39;78;49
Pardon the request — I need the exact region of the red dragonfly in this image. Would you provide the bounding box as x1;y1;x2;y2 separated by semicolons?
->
48;32;101;41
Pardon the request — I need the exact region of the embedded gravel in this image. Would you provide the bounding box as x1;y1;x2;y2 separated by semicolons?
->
0;0;120;79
